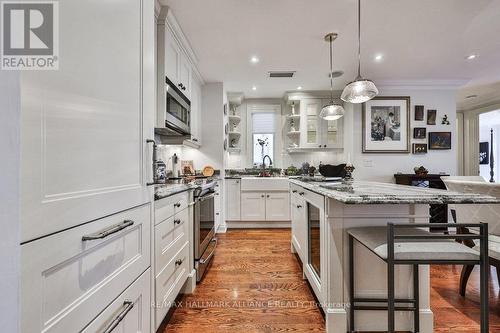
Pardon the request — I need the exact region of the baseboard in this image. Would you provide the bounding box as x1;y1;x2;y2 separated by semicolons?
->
226;221;291;229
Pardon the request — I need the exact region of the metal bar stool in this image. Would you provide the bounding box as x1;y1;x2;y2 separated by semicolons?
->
348;223;489;333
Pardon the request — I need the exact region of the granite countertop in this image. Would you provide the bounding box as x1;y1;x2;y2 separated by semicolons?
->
154;183;195;200
289;179;500;205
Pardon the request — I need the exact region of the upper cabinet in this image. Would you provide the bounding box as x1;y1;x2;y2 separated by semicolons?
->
287;95;344;151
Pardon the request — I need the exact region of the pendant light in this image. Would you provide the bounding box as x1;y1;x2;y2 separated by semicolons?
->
341;0;378;104
319;33;345;121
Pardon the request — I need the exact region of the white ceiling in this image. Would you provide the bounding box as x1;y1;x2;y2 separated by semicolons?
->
163;0;500;104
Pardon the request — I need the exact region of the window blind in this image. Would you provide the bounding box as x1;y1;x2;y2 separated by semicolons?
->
252;113;275;133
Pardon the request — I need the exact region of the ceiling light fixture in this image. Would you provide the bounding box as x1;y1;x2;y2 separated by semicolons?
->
319;33;345;121
465;54;477;60
297;86;303;90
375;54;383;61
341;0;378;104
250;56;260;64
252;86;257;91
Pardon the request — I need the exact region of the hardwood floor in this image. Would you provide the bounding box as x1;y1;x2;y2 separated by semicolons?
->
163;229;500;332
164;229;325;332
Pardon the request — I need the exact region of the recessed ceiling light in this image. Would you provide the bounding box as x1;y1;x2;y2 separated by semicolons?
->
374;54;383;61
297;86;302;90
250;56;259;64
465;54;477;60
252;86;257;91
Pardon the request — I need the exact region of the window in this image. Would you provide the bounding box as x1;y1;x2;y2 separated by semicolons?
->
252;112;275;166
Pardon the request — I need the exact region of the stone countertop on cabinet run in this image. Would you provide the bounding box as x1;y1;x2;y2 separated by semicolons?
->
289;179;500;205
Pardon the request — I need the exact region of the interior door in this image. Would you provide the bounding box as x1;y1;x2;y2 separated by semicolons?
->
265;192;290;221
20;0;154;242
240;192;266;221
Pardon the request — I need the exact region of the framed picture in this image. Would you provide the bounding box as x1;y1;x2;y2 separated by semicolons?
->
414;105;424;121
412;143;427;154
427;109;437;125
413;127;427;139
480;142;489;164
362;96;410;153
428;132;451;150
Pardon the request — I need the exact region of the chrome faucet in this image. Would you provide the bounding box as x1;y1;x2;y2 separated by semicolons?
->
262;155;273;175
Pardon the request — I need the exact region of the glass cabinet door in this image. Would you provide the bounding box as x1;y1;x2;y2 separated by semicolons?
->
307;202;321;279
301;99;322;148
325;119;339;146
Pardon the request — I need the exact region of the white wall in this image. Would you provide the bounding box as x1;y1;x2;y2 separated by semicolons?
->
350;88;458;182
0;71;21;332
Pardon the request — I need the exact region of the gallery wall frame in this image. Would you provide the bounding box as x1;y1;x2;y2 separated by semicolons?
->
362;96;411;153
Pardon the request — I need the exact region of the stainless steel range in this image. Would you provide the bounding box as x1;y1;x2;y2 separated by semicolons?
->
193;180;217;282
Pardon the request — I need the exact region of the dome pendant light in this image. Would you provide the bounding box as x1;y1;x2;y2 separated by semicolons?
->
341;0;378;104
320;33;345;121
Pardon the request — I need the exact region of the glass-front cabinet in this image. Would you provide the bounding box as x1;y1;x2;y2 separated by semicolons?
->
299;98;343;149
307;202;321;279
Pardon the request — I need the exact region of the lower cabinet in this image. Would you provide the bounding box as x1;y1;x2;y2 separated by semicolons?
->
241;191;290;221
291;194;307;262
21;204;151;333
82;268;151;333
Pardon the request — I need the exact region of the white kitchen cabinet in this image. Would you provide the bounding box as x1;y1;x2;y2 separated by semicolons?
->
240;190;290;222
214;181;222;230
164;26;181;86
187;73;203;146
291;190;307;263
20;0;154;243
225;179;241;220
265;192;290;221
241;192;267;221
296;98;343;150
82;269;150;333
180;55;192;98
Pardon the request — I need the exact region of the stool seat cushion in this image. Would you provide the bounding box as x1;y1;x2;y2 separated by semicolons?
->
348;227;479;261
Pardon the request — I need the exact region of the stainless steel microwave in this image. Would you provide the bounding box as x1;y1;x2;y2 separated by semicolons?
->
156;77;191;137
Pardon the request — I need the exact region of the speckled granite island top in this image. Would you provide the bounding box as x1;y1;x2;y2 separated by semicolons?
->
289;179;500;204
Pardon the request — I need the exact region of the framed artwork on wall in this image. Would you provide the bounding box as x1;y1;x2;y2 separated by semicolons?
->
362;96;410;153
414;105;424;121
427;109;437;125
412;143;428;154
428;132;452;150
413;127;427;139
480;142;489;164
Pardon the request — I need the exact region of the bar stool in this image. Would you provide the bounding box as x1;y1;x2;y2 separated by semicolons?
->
347;223;489;333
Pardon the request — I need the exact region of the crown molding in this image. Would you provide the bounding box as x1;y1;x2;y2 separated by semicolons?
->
376;79;468;90
458;98;500;113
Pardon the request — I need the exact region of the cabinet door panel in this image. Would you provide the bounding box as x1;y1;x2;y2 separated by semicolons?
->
225;179;241;220
165;26;180;84
20;0;153;242
265;192;290;221
179;55;191;98
240;192;266;221
300;99;322;148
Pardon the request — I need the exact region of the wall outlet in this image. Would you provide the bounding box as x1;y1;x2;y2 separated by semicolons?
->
362;159;373;167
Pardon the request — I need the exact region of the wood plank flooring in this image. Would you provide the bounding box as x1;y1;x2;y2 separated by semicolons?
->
163;229;500;332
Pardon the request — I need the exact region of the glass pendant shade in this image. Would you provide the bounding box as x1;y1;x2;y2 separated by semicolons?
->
319;103;345;120
341;78;378;104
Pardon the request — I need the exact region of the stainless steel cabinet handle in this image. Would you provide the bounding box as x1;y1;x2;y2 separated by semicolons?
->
199;239;217;264
174;219;181;225
102;300;134;333
261;194;265;198
266;194;270;198
297;205;302;208
299;192;305;196
292;190;297;193
82;220;134;241
174;202;181;208
175;258;184;266
146;139;157;186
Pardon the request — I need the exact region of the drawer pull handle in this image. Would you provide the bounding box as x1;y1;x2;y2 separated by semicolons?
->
174;219;182;225
175;258;184;266
174;202;181;208
297;205;302;208
102;300;134;333
82;220;134;241
292;190;297;193
199;239;217;264
299;192;305;196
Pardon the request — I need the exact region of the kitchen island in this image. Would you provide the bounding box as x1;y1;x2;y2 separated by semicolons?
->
288;179;498;333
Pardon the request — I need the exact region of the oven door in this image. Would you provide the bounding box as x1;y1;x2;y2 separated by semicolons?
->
194;192;215;260
165;83;190;135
